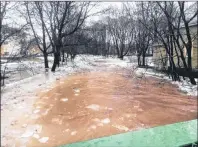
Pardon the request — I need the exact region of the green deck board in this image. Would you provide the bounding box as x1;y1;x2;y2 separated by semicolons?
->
60;119;197;147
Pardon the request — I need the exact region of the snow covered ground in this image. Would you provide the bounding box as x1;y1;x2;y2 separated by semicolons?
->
1;55;197;96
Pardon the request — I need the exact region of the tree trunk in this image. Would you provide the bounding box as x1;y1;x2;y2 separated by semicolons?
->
186;46;196;85
43;52;49;68
62;51;65;62
142;52;146;66
119;55;123;60
138;55;141;66
51;52;59;72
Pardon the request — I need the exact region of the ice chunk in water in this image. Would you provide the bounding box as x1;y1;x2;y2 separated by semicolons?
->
73;88;80;93
39;137;49;143
101;118;110;124
60;98;68;102
71;131;77;136
86;104;100;111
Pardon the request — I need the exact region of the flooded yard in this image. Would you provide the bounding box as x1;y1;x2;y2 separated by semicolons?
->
2;57;197;147
17;70;197;147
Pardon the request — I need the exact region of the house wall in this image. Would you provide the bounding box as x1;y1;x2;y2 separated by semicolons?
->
1;42;20;56
153;25;198;69
192;41;198;68
153;45;168;69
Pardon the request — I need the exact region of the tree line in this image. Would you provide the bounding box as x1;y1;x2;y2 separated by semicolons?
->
1;2;197;85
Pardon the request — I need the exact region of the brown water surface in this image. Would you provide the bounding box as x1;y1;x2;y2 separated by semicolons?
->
25;70;197;147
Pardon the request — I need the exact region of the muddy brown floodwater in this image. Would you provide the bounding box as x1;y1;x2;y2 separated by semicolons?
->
18;69;197;147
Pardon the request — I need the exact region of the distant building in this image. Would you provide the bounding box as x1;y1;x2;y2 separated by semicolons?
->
0;41;21;56
152;23;198;69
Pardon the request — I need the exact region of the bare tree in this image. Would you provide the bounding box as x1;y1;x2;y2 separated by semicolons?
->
24;2;52;68
0;2;29;85
156;1;197;84
107;7;136;60
43;2;91;71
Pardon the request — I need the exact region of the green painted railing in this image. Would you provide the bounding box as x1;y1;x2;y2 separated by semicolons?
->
59;119;197;147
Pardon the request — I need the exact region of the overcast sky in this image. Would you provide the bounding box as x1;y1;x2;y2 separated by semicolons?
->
86;2;123;24
3;2;196;39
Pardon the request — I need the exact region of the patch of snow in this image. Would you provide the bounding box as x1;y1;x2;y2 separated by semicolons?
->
33;109;40;114
21;131;34;138
33;134;40;139
39;137;49;143
35;125;42;134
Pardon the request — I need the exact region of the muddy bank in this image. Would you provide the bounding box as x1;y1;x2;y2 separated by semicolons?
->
20;70;197;147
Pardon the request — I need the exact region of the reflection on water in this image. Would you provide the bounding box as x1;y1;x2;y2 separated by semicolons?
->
25;70;197;147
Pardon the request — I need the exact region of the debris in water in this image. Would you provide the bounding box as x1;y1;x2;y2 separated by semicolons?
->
73;88;80;93
60;98;68;102
101;118;110;124
39;137;49;143
64;129;70;132
86;104;100;111
112;124;129;131
71;131;77;136
75;93;79;96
